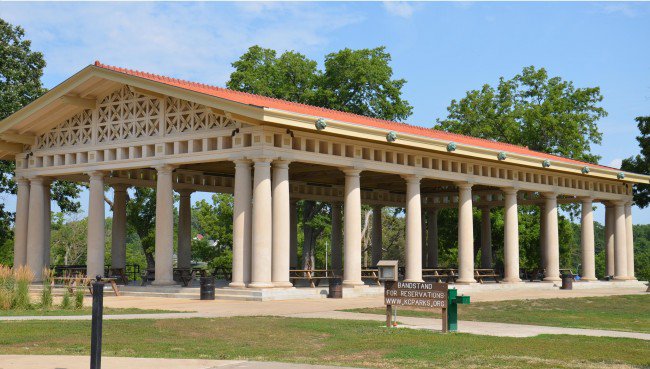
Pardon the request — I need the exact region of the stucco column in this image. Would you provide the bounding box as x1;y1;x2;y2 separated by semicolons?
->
579;198;597;281
404;175;423;282
249;158;273;288
342;168;363;287
26;177;45;280
177;189;193;269
13;177;30;267
427;208;438;268
153;165;175;285
230;160;252;288
456;183;476;284
543;193;561;282
613;201;628;280
331;202;343;275
371;205;383;267
42;181;51;268
604;204;615;277
539;203;547;272
625;201;635;280
479;206;492;269
289;200;298;269
87;171;106;279
502;188;521;283
111;184;128;270
272;160;292;287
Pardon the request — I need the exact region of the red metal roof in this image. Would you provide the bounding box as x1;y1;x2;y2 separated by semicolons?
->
94;61;614;171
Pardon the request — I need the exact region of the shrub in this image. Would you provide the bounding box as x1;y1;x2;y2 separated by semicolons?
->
13;266;33;309
0;265;14;310
41;268;53;309
74;278;84;309
60;288;72;309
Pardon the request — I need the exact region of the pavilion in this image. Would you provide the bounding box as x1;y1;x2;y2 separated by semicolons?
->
0;62;646;289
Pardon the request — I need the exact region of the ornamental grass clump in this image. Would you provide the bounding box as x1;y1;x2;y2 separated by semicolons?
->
13;266;34;310
41;268;54;309
0;265;14;310
74;278;84;309
60;288;72;309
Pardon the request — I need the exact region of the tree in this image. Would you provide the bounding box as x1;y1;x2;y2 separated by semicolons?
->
227;45;413;270
436;66;608;272
192;194;234;269
621;116;650;208
0;19;82;259
435;66;606;164
125;188;157;269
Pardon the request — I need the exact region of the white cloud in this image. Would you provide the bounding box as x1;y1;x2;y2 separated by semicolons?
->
599;3;639;18
382;1;417;19
608;158;623;169
0;2;363;87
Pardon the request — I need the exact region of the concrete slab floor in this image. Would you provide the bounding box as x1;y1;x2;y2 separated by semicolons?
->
0;355;363;369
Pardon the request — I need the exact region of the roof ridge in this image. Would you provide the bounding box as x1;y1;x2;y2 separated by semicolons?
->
92;61;614;171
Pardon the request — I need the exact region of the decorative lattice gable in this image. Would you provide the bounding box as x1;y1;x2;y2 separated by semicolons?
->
165;96;237;134
36;110;93;150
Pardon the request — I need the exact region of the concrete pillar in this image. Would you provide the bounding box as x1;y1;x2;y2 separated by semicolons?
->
272;160;292;287
289;200;298;269
87;171;106;279
580;198;597;281
177;189;193;269
502;188;521;283
604;204;615;277
404;175;423;282
625;202;635;280
342;168;363;287
111;184;128;270
456;183;476;284
230;160;252;288
153;165;175;285
42;181;51;268
539;203;547;271
613;201;628;280
427;208;438;268
543;193;561;282
13;177;30;267
479;206;492;269
26;177;45;280
249;158;273;288
371;205;382;267
331;202;343;274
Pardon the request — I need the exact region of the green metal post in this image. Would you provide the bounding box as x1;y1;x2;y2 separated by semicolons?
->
447;288;458;332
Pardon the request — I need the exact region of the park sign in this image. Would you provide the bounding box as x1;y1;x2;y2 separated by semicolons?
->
384;281;448;308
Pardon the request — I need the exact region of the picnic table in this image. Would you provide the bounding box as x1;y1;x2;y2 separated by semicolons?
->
289;269;336;288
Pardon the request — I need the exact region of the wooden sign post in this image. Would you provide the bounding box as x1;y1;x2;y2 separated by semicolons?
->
384;281;449;333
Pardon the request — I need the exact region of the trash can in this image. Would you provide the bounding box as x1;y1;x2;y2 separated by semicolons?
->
561;273;573;290
200;276;215;300
328;277;342;298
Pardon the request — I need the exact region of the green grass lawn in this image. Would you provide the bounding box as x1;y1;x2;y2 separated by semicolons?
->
0;307;180;316
346;294;650;333
0;317;648;369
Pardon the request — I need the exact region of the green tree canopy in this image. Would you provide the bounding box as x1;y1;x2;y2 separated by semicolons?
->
435;66;607;164
621;116;650;208
0;19;82;259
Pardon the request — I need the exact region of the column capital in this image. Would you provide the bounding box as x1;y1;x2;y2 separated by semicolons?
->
112;183;128;192
26;175;45;184
542;191;558;199
612;199;627;206
401;174;422;184
501;187;518;195
178;189;194;197
233;158;252;167
455;182;473;190
86;171;105;181
579;196;594;204
273;160;291;169
153;164;176;174
251;157;274;164
14;176;30;186
341;167;362;176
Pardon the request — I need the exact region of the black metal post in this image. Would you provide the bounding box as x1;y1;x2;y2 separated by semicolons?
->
90;276;104;369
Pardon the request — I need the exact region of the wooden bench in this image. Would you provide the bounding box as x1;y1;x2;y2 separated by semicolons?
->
423;268;459;283
521;268;545;282
474;268;500;283
173;268;196;287
107;267;129;285
289;269;336;288
361;269;381;286
50;277;121;296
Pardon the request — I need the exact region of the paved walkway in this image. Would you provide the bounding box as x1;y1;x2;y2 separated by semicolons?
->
0;355;362;369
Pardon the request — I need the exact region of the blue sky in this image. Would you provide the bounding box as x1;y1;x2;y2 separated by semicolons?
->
1;2;649;224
